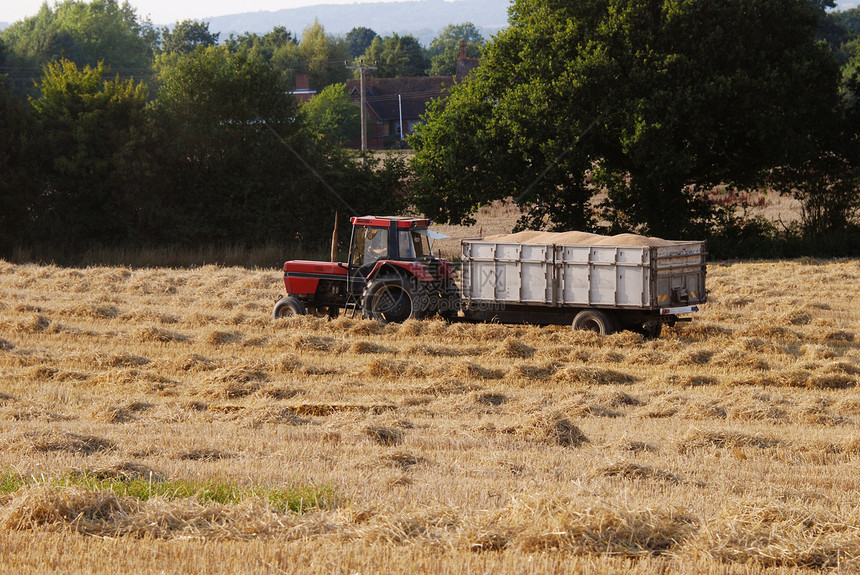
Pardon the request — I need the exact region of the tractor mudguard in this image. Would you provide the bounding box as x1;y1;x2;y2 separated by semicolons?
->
366;260;434;282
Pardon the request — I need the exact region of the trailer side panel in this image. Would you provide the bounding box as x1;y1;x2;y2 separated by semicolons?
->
461;239;706;311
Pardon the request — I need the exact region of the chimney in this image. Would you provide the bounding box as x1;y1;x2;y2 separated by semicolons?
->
458;39;467;62
296;73;310;91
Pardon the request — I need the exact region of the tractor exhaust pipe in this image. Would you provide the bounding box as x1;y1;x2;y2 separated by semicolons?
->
331;211;338;263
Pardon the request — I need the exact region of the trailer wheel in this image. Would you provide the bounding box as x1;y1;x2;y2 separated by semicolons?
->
362;275;420;323
637;323;662;340
572;310;616;335
273;296;306;320
429;288;460;321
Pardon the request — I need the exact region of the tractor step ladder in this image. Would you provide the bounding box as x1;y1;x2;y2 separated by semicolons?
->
343;295;360;318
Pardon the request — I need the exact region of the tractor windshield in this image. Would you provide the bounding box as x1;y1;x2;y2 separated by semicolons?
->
352;226;388;267
399;229;432;259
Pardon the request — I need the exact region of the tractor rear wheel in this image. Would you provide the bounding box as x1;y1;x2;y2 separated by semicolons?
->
273;296;307;319
307;306;338;319
572;309;616;336
362;275;422;323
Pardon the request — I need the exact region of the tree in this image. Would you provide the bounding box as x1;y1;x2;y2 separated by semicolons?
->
28;58;151;245
150;45;407;247
411;0;840;238
151;46;297;243
766;35;860;241
160;19;219;54
302;83;361;146
772;153;860;239
832;5;860;35
227;27;301;86
1;4;79;75
0;81;33;254
299;20;348;90
226;27;296;63
1;1;154;73
811;1;859;65
359;33;427;78
345;27;377;59
427;22;485;76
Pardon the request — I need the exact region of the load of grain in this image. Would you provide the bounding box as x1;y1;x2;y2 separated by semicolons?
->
483;230;546;243
484;230;682;247
594;233;679;247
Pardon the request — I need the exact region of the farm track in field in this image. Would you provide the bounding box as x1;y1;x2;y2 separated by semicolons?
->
0;258;858;574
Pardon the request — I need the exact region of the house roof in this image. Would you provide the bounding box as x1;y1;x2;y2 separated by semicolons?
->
345;76;455;121
456;58;480;83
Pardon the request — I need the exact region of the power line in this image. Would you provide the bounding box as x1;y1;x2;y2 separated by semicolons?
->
261;119;356;215
362;90;448;104
515;116;602;204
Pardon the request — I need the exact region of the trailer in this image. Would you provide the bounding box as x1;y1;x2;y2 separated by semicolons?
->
457;237;707;337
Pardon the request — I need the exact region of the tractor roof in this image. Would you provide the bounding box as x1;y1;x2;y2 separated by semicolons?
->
351;216;432;228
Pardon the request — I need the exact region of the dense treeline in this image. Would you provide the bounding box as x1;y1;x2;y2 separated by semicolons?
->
0;45;406;257
0;1;483;261
2;0;860;262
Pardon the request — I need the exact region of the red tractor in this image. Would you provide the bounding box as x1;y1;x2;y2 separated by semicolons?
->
273;216;459;323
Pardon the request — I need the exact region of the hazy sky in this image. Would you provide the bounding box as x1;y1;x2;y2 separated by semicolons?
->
0;0;420;25
2;0;859;26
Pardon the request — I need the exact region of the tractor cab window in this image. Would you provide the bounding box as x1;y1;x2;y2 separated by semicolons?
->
399;229;432;259
352;227;388;267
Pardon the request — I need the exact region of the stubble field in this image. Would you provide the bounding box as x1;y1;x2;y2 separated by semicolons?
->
0;257;858;574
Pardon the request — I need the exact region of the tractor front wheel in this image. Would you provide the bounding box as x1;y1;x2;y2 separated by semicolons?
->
273;296;307;320
362;275;423;324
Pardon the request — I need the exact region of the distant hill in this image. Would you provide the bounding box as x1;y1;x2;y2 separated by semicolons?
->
205;0;510;45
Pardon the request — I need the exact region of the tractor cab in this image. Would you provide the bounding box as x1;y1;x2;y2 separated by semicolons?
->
349;220;434;267
347;216;441;290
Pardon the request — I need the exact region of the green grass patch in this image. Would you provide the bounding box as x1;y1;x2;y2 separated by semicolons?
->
0;469;27;494
0;469;333;513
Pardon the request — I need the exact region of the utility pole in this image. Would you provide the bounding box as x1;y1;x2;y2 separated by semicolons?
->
398;94;403;144
346;59;377;153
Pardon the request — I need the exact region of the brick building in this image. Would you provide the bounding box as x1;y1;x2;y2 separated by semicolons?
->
344;40;481;149
344;76;455;149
